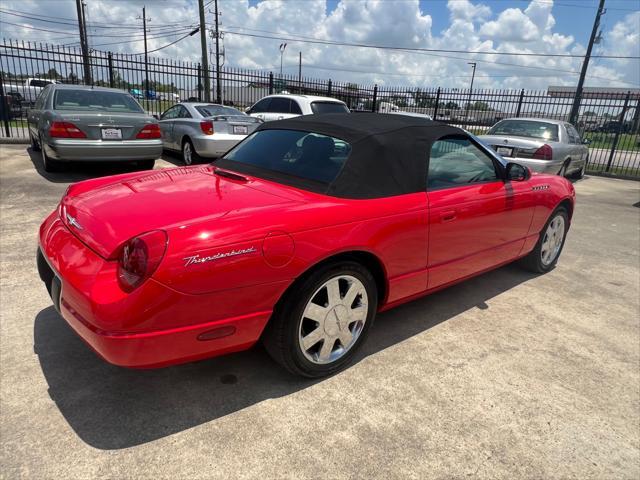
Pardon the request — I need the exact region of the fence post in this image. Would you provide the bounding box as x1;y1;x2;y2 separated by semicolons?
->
516;89;525;117
327;79;332;97
108;52;114;88
269;72;274;95
0;73;11;138
372;84;378;112
433;87;441;119
606;91;631;173
197;63;202;101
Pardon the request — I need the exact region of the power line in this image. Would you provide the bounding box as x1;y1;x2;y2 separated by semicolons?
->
221;29;640;60
220;26;634;81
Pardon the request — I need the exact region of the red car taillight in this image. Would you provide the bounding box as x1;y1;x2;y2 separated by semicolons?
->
136;123;161;139
117;230;167;293
200;120;214;135
533;144;553;160
49;121;86;138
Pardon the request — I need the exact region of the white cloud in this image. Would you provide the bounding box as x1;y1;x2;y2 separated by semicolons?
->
479;8;540;42
0;0;637;90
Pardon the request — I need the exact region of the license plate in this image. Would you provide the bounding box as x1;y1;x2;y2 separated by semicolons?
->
496;146;513;157
101;128;122;140
233;125;248;135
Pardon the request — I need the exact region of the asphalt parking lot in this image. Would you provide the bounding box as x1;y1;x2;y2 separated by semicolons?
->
1;144;639;479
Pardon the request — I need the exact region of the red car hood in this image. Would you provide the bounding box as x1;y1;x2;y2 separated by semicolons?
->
60;166;294;258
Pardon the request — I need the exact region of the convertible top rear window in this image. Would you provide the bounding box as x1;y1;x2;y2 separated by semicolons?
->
221;129;351;185
216;113;463;198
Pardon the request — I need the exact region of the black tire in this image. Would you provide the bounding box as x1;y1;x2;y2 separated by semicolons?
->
136;159;155;170
30;132;41;151
519;207;569;274
262;261;378;378
182;138;200;165
40;135;61;173
570;159;586;180
558;160;570;177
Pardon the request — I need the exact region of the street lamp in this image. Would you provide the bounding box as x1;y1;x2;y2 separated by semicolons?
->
467;62;477;112
279;43;287;76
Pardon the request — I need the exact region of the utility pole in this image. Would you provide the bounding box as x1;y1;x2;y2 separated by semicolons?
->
298;51;302;93
279;43;287;77
75;0;91;84
198;0;210;102
142;6;149;95
467;62;476;111
569;0;605;125
214;0;221;104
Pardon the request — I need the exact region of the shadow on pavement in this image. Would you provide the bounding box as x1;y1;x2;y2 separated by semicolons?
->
26;147;191;183
35;263;535;450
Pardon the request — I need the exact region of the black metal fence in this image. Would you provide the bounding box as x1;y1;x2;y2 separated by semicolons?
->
1;39;639;178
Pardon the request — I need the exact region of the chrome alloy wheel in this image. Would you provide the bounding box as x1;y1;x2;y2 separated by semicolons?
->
183;141;193;165
541;215;565;266
298;275;369;365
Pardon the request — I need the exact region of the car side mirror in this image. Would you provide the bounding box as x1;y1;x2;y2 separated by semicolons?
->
245;107;252;114
582;139;590;145
506;162;530;182
152;114;159;120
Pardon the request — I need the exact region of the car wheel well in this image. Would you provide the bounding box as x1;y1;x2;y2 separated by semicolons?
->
558;198;573;220
181;136;191;148
277;251;387;310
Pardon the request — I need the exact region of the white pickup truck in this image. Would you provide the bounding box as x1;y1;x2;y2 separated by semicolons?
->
2;77;58;105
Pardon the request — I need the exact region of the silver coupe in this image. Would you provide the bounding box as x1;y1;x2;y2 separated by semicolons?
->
158;102;262;165
27;84;162;172
479;118;589;179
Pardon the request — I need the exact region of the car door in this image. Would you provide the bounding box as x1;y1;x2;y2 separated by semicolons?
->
565;123;588;167
426;136;536;290
171;105;193;147
159;106;179;149
264;97;298;121
27;85;50;138
247;98;272;121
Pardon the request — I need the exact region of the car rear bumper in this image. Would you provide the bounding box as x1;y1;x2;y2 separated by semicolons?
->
504;157;565;174
38;211;272;368
192;134;246;158
45;138;163;162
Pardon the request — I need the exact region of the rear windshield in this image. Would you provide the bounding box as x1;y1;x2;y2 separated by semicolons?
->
488;120;558;141
310;101;349;115
53;90;144;113
221;129;351;185
195;105;244;117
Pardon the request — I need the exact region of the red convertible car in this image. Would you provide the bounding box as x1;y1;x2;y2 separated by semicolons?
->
38;113;575;377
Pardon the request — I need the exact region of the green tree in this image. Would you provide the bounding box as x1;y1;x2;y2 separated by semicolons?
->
412;88;436;108
443;101;459;110
469;101;491;111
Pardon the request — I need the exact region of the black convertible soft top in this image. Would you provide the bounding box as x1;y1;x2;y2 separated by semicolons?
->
222;112;466;198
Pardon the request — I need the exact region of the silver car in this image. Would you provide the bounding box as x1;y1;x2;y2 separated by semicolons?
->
27;84;162;172
159;103;261;165
479;118;589;179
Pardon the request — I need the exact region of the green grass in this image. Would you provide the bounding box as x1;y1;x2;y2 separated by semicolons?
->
584;132;640;152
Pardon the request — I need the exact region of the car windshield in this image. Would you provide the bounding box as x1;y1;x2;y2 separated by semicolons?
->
221;129;351;185
53;89;144;113
310;102;349;115
488;120;559;141
195;105;244;117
